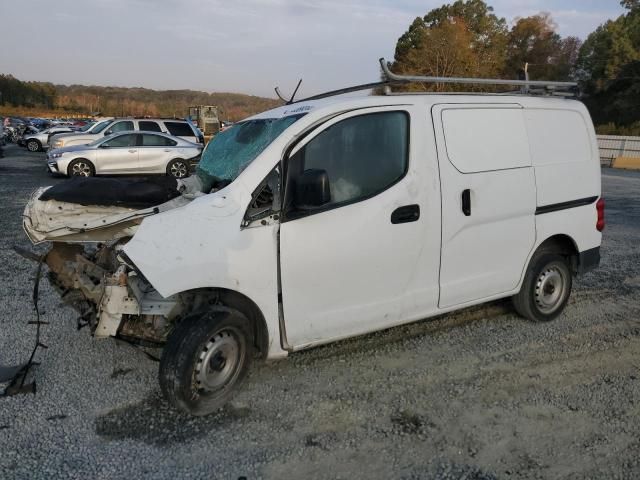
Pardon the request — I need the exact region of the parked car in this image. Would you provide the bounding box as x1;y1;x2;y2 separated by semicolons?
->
46;131;202;178
16;125;40;146
20;63;603;416
23;126;75;152
50;117;204;150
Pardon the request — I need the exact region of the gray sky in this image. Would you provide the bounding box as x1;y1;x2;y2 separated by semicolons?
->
0;0;625;98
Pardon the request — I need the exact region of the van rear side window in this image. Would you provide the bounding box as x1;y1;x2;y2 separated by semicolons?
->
524;109;592;166
442;108;531;173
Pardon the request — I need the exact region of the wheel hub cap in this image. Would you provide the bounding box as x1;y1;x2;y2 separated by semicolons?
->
535;267;566;314
71;162;91;176
195;331;240;391
170;162;187;178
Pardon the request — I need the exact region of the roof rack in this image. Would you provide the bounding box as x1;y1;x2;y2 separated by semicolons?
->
293;58;579;104
379;58;578;92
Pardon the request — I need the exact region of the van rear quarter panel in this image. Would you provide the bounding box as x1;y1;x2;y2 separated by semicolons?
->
525;102;602;253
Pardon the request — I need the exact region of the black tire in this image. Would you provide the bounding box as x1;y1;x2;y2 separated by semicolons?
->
513;252;573;322
27;139;41;152
159;309;253;416
67;159;95;177
166;158;190;178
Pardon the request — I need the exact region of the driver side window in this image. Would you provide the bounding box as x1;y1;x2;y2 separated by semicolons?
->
288;111;409;209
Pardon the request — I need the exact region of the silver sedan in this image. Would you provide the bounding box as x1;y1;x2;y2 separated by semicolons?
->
46;131;202;178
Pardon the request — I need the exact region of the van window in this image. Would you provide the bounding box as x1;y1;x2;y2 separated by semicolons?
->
165;122;193;137
525;109;591;166
289;111;409;206
442;108;530;173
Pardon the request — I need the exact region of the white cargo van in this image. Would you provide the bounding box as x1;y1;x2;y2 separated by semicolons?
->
18;61;603;415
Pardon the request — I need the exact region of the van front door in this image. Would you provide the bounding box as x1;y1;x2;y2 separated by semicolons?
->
279;107;440;349
432;104;537;308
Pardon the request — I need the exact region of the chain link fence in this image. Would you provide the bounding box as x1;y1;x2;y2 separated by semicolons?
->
598;135;640;168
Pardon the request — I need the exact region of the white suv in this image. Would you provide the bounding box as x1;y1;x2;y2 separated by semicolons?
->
50;118;203;149
21;63;603;416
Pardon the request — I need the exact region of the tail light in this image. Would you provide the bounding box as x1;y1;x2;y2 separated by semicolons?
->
596;198;605;232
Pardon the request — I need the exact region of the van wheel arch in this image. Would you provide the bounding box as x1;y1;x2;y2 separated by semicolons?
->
513;234;579;322
535;234;579;274
176;288;269;359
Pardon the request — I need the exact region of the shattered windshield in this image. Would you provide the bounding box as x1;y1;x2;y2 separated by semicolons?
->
197;114;305;191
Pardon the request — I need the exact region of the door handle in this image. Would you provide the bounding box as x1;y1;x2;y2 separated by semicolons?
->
128;149;137;153
462;189;471;216
163;149;171;152
391;204;420;224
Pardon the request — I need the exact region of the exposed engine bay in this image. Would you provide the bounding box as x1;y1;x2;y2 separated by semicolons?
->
18;175;210;346
42;241;182;344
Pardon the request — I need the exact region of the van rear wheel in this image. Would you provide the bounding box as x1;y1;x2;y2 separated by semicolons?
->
513;253;572;322
159;309;253;416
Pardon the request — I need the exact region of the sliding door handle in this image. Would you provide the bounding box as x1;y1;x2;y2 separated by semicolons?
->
391;204;420;224
462;189;471;216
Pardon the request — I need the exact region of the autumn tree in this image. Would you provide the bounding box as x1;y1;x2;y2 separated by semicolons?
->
505;14;581;80
621;0;639;12
576;2;640;128
393;19;477;91
392;0;508;89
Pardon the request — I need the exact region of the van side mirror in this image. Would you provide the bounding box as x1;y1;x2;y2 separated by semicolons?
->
294;169;331;208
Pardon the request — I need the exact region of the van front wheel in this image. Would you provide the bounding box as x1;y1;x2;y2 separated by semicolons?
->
159;309;253;416
513;253;572;322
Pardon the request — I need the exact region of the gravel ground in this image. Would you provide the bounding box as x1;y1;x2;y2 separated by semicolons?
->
0;143;639;480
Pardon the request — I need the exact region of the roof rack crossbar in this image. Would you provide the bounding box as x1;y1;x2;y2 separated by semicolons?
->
379;58;577;90
295;80;398;103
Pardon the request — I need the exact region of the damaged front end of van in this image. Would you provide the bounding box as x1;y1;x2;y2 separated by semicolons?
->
18;177;201;344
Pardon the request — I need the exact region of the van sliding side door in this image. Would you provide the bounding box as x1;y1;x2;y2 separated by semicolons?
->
432;104;537;308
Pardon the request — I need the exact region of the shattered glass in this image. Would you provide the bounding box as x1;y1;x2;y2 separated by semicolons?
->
196;114;305;191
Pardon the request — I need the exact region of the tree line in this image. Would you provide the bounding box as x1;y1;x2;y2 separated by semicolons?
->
391;0;639;134
0;75;56;109
0;78;279;121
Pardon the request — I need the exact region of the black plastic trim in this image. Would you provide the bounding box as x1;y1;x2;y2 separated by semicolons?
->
578;246;600;275
535;196;598;215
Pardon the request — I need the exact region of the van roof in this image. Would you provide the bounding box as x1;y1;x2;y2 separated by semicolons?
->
247;92;586;122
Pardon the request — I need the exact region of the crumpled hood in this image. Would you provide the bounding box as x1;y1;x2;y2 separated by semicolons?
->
23;186;192;244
